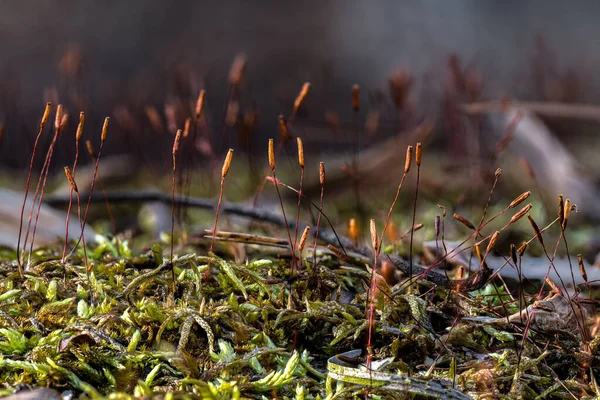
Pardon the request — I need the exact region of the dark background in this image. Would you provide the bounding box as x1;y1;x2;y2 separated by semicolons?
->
0;0;597;172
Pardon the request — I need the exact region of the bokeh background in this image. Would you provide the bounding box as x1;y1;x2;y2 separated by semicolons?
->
2;0;600;237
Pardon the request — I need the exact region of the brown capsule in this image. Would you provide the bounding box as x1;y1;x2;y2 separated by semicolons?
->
228;55;247;86
578;254;587;283
41;102;51;128
101;117;110;142
349;218;358;242
415;142;422;166
434;215;440;238
319;162;325;186
298;226;310;252
365;110;379;137
388;69;413;109
145;106;164;133
509;203;532;224
75;112;85;141
517;241;528;256
485;231;500;255
268;139;275;170
509;191;531;209
63;166;78;193
404;145;413;174
172;129;182;155
545;277;561;295
183;118;191;139
225;101;239;128
278;115;290;141
221;149;233;178
54;104;63;132
558;195;565;228
59;112;69;134
85;140;96;159
453;213;476;230
411;223;424;233
294;82;311;112
495;168;503;177
195;90;206;120
475;244;483;262
352;84;360;112
370;219;378;252
457;266;465;280
562;199;571;230
327;244;350;262
164;103;177;134
510;244;517;265
297;137;304;168
527;215;544;246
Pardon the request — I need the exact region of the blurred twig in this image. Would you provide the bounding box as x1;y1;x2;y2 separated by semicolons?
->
461;101;600;122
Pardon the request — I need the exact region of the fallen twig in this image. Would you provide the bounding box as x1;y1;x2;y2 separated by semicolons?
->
460;100;600;121
45;190;493;292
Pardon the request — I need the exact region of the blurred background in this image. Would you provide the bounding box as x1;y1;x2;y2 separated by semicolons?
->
3;0;600;256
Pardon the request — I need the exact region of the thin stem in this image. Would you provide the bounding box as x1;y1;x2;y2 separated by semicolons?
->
312;183;325;268
210;177;226;253
377;173;407;258
408;165;421;281
73;189;94;304
271;170;295;268
17;103;50;273
62;139;81;264
26;132;59;266
292;166;304;271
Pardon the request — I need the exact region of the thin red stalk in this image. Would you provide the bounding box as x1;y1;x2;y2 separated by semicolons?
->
87;144;118;248
62;138;80;263
182;119;200;238
74;189;93;299
97;176;117;237
352;102;360;221
71;118;109;260
408;164;421;281
561;234;577;293
439;208;449;270
169;130;183;292
292;166;304;271
80;139;105;239
251;134;293;214
17;102;51;272
477;171;501;229
209;177;226;253
312;178;325;268
377;173;407;258
366;270;377;377
534;228;588;340
418;201;528;272
267;175;350;258
26;131;60;266
271;170;295;267
396;209;556;295
366;219;378;398
62;186;74;266
63;113;85;263
171;130;182;263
